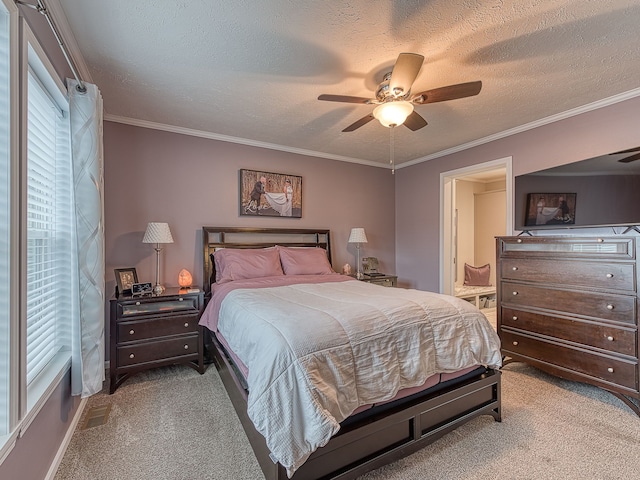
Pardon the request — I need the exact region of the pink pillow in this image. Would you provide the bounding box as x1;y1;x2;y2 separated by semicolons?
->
278;246;334;275
213;247;283;284
463;263;491;286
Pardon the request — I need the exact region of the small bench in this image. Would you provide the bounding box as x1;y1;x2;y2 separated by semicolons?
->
454;285;496;309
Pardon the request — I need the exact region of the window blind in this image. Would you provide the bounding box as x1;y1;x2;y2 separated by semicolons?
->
26;69;71;385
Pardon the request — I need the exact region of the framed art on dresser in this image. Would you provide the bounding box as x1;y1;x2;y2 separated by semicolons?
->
240;169;302;218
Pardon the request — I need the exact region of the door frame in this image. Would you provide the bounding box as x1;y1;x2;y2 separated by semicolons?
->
439;157;513;294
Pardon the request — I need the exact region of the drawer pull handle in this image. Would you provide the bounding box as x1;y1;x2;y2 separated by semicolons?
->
135;302;141;306
606;304;614;310
607;335;614;341
129;353;135;359
607;367;614;373
606;273;614;278
512;316;518;321
184;322;189;328
184;345;189;350
597;238;604;243
129;329;135;335
512;291;518;296
512;266;518;271
179;298;184;302
512;341;519;346
516;239;522;243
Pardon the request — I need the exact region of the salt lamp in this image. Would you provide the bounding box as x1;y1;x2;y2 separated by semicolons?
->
178;269;193;288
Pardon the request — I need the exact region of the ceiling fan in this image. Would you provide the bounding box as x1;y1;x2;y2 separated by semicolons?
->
318;53;482;132
611;146;640;163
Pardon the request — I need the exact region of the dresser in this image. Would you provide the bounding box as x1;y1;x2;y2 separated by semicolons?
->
109;288;205;393
496;236;639;416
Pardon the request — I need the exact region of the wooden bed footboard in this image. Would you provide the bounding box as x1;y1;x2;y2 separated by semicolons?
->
210;333;501;480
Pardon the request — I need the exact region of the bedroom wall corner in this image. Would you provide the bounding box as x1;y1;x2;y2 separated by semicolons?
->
395;95;640;292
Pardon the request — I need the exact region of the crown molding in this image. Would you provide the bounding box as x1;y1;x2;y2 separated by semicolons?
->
104;114;387;169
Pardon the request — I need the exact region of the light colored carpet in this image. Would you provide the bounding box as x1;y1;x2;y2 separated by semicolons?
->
55;361;640;480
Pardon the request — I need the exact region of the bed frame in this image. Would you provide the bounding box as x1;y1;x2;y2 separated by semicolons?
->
202;226;502;480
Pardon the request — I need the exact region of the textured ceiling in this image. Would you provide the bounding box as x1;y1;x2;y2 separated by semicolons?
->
55;0;640;169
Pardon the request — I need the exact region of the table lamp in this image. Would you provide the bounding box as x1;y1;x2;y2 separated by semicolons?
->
348;227;368;279
143;222;174;294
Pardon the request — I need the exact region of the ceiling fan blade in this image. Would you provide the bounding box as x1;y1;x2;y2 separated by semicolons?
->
342;114;375;132
318;94;372;104
389;53;424;97
618;152;640;163
610;147;640;155
412;81;482;104
403;111;428;131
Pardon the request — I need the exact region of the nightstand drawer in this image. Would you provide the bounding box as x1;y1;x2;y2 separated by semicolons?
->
369;277;396;287
501;329;638;390
118;296;199;317
116;334;199;367
117;313;200;342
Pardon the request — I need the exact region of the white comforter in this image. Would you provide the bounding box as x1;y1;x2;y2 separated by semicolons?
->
217;279;502;477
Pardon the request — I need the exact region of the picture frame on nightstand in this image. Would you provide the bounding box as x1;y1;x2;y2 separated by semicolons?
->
114;267;138;295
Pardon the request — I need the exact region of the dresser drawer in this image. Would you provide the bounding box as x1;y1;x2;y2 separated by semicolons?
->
500;259;635;292
116;334;199;367
501;282;636;325
501;307;637;356
117;313;199;342
501;329;638;390
499;237;634;258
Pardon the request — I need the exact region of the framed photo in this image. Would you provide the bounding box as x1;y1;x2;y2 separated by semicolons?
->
524;193;577;226
240;169;302;218
114;268;138;294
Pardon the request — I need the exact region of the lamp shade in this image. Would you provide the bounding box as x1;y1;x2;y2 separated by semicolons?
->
373;101;414;128
142;222;174;244
348;228;368;244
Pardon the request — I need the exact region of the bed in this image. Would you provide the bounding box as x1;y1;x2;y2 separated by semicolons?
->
200;226;502;480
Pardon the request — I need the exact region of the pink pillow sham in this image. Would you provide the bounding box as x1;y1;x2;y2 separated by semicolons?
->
213;247;283;284
277;246;335;275
463;263;491;286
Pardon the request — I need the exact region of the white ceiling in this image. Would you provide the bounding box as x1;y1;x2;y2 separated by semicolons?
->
54;0;640;169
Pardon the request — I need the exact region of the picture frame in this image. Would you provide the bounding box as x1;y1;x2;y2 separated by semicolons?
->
239;169;302;218
114;268;138;294
524;193;577;226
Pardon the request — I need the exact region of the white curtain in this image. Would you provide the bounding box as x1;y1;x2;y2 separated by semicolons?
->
68;79;105;397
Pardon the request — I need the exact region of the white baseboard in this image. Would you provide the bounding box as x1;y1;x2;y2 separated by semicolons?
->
44;397;88;480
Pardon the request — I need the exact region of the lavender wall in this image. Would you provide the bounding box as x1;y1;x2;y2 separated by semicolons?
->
395;95;640;291
0;371;77;480
104;121;396;349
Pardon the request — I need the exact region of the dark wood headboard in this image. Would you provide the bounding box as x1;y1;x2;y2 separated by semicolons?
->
202;227;332;293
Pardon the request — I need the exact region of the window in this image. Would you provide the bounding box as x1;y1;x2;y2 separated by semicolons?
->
0;5;77;457
25;50;73;403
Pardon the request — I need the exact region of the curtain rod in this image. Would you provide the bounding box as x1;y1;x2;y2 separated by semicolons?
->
16;0;86;93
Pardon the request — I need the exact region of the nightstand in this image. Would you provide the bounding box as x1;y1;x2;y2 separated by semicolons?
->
109;287;205;394
358;274;397;287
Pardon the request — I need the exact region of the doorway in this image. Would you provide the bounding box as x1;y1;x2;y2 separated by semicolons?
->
439;157;513;296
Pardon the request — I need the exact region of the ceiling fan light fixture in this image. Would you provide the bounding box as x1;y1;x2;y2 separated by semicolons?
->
373;101;414;128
